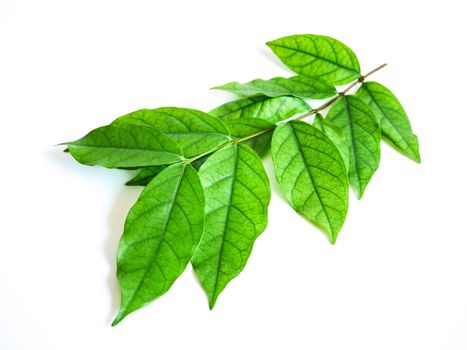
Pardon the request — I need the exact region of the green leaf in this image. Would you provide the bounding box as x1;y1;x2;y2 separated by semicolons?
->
212;75;336;100
65;124;183;168
266;34;361;85
225;118;274;157
125;166;166;186
271;121;349;243
113;163;205;325
313;114;350;171
113;107;231;157
327;96;380;198
209;95;310;124
356;82;420;163
192;144;271;309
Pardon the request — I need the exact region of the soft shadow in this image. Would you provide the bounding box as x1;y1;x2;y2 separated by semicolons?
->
104;184;142;323
257;46;293;72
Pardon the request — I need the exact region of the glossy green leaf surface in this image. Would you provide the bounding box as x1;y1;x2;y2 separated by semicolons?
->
225;118;274;157
125;166;166;186
192;144;271;309
267;34;361;85
271;121;348;243
65;124;183;168
356;82;420;163
113;163;205;325
327;96;380;198
213;75;336;99
209;95;310;123
113;107;231;157
313;114;350;171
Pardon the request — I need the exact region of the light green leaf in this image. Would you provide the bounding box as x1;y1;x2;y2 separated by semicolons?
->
271;121;349;243
266;34;361;85
113;163;205;325
113;107;231;157
356;82;420;163
225;118;274;157
125;166;166;186
327;96;380;198
65;124;183;168
212;75;336;100
313;114;350;171
209;95;310;124
192;144;271;309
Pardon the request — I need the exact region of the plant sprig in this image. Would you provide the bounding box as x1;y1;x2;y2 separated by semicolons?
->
62;34;420;325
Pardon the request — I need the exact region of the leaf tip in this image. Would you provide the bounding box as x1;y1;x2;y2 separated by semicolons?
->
208;299;217;310
329;235;338;245
111;314;124;327
265;40;275;48
111;307;130;326
413;151;422;164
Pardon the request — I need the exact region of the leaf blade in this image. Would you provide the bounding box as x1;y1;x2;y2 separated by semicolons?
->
271;121;349;243
213;75;337;99
327;96;381;198
113;163;205;325
113;107;231;157
356;82;421;163
192;144;271;308
209;95;310;124
65;124;183;168
267;34;360;85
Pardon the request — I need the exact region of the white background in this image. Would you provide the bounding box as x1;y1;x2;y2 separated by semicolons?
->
1;0;466;349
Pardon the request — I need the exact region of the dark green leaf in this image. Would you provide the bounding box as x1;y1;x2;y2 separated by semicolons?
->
125;166;166;186
113;107;231;157
225;118;274;157
65;124;183;168
313;114;350;171
209;95;310;123
267;34;361;85
327;96;380;198
113;163;205;325
271;121;349;243
192;144;271;309
356;82;420;163
212;75;336;99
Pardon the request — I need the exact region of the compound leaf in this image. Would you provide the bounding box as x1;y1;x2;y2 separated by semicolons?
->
65;124;183;168
209;95;310;124
192;144;271;309
113;107;231;157
356;82;420;163
113;163;205;325
327;96;380;198
271;121;349;243
213;75;336;100
267;34;360;85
